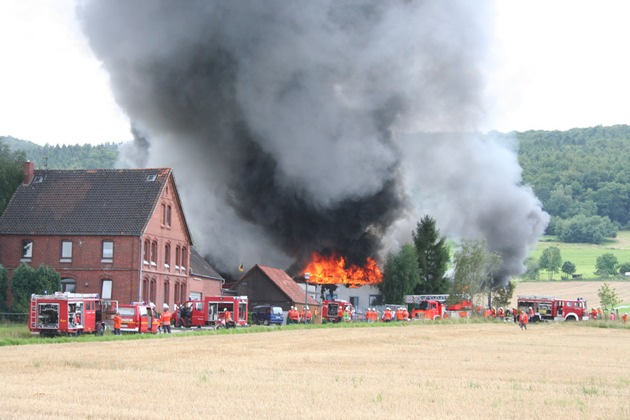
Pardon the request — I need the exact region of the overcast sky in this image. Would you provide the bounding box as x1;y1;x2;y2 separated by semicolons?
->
1;0;629;146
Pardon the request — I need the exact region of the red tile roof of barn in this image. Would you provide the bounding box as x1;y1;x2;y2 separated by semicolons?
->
255;264;319;306
0;168;182;237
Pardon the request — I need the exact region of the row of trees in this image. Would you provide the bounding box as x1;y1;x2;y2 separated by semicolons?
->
378;216;509;308
0;264;61;313
0;136;119;170
524;246;630;280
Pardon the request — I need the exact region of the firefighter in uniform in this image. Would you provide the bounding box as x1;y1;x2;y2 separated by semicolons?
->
383;307;393;322
113;311;122;335
288;306;299;324
303;306;312;324
519;310;529;330
224;308;233;328
161;308;172;333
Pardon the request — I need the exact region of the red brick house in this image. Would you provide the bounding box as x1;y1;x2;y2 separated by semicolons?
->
0;162;222;309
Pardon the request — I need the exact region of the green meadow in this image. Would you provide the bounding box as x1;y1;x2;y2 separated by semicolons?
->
530;230;630;280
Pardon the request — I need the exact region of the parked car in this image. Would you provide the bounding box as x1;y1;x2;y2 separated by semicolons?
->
251;305;284;326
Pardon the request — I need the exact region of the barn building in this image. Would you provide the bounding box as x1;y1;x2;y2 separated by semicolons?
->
233;264;321;323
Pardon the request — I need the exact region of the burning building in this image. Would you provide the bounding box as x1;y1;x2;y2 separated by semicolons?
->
78;1;548;285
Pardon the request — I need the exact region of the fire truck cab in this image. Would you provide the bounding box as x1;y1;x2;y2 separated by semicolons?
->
517;295;589;322
322;300;353;322
29;292;118;337
117;303;161;333
174;296;248;328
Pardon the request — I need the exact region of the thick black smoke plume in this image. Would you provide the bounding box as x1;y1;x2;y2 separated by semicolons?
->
78;1;548;281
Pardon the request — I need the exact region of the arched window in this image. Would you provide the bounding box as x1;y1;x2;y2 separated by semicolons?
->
180;282;186;302
143;239;150;265
150;278;157;304
174;281;180;304
151;241;158;267
164;243;171;269
164;280;170;308
61;278;76;293
181;246;187;270
142;277;149;303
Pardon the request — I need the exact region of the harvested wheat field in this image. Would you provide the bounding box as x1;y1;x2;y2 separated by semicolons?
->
0;322;629;419
513;281;630;309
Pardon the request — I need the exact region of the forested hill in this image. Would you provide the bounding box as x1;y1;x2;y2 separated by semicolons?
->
0;136;119;170
517;125;630;204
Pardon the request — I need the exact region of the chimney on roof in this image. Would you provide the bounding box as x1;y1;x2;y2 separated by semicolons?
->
23;161;34;185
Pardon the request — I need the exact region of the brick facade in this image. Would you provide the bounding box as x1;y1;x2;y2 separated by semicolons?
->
0;166;222;309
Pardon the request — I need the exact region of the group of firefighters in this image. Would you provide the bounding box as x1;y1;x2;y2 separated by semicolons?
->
589;306;628;323
111;306;176;335
287;306;312;324
365;307;410;322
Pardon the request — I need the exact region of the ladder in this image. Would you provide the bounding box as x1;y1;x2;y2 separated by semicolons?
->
29;299;37;329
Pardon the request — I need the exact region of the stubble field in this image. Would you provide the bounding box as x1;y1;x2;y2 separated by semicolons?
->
512;281;630;309
0;322;629;419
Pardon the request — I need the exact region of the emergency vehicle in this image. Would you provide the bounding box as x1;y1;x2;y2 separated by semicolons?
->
405;294;472;320
29;292;118;337
322;300;353;322
517;295;589;322
117;303;161;333
173;295;248;328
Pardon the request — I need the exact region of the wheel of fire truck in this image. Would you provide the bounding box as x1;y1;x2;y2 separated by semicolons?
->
565;315;577;321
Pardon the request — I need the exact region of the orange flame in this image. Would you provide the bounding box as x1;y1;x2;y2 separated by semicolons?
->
303;252;382;287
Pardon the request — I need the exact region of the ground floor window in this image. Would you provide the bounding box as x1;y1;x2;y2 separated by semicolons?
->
101;279;113;299
61;278;76;293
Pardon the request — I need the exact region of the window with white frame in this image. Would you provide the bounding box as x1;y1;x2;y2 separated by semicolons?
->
61;240;72;262
101;279;113;299
102;241;114;262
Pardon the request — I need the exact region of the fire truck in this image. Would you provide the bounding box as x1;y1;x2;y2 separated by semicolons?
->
322;300;353;322
405;295;472;320
117;303;161;333
517;295;589;322
173;296;248;328
29;292;118;337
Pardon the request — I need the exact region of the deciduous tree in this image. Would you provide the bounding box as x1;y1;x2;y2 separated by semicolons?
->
538;246;562;280
561;261;576;280
10;264;61;313
598;283;620;312
0;265;7;312
0;140;26;215
451;239;502;308
595;253;618;278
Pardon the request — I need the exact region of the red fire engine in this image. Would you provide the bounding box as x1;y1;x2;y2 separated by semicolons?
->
117;303;161;333
322;300;353;322
405;294;472;320
517;295;589;322
29;292;118;337
173;296;248;328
